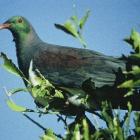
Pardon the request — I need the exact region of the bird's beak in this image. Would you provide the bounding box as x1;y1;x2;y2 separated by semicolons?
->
0;23;11;30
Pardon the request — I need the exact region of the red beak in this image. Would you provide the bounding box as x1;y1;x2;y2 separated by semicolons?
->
0;23;11;29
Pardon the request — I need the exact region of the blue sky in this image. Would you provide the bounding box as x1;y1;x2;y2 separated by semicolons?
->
0;0;140;140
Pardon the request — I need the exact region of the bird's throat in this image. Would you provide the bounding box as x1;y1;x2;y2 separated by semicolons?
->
12;27;42;78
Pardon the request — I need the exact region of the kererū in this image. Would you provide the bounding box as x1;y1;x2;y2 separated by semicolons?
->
0;16;139;113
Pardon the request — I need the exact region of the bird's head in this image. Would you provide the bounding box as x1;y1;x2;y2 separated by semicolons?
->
0;16;31;35
0;16;40;44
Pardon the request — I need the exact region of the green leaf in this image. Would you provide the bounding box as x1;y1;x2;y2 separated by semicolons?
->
124;65;140;79
40;129;57;140
7;100;27;112
40;135;56;140
71;15;79;25
131;66;140;76
125;29;140;53
118;80;133;89
55;20;78;37
124;90;134;97
129;53;140;60
133;79;140;87
134;112;140;136
113;116;124;139
72;124;80;140
79;10;90;29
127;102;132;112
83;119;90;140
55;21;78;37
0;52;24;77
53;90;64;99
123;102;132;137
8;88;28;95
131;30;140;52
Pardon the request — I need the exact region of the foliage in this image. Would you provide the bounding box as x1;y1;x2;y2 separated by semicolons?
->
118;29;140;97
1;10;140;140
40;129;57;140
55;10;90;48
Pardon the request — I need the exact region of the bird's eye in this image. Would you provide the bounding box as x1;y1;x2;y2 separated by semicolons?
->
18;18;23;23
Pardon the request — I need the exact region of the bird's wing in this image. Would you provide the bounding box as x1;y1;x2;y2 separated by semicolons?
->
33;45;125;88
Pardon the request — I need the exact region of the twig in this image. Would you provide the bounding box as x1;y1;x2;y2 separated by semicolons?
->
23;113;63;139
22;113;46;131
57;114;68;129
92;111;103;120
3;86;12;98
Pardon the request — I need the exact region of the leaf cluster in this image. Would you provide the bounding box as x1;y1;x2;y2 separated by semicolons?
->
119;30;140;97
55;10;90;48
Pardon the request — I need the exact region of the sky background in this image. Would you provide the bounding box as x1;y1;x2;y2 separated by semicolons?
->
0;0;140;140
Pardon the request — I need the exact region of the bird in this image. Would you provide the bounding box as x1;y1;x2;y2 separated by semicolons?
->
1;16;139;113
0;16;125;87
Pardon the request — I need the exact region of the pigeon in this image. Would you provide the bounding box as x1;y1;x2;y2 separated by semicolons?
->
2;16;138;113
0;16;126;87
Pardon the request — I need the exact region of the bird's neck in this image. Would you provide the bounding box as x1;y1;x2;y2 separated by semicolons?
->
14;28;42;78
14;26;42;48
